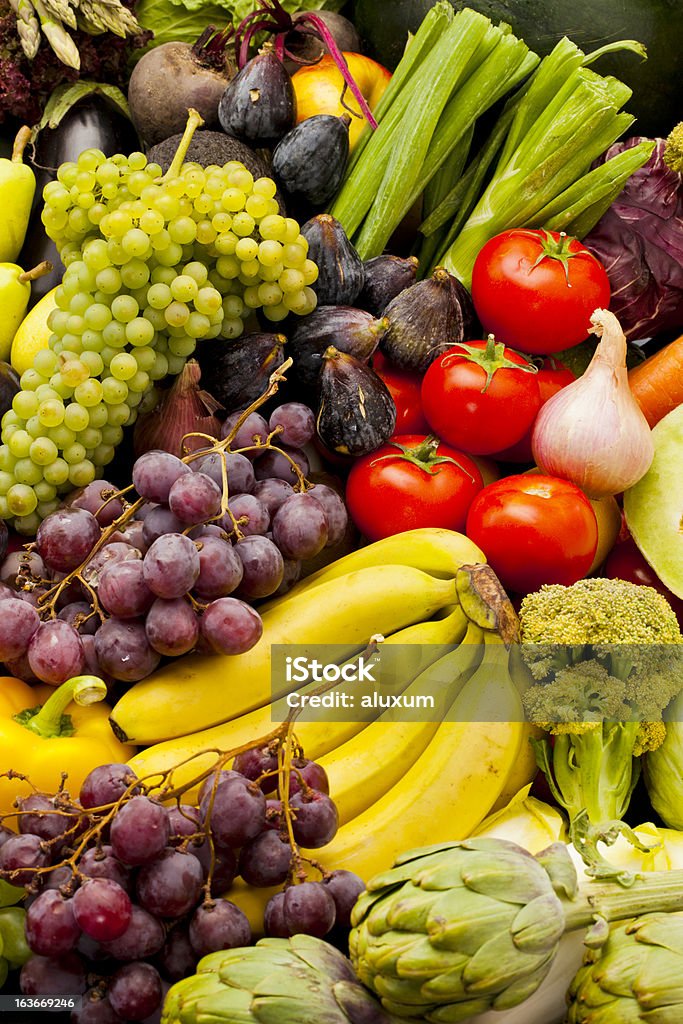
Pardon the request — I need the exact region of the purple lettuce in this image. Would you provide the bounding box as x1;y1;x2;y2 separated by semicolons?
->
583;134;683;341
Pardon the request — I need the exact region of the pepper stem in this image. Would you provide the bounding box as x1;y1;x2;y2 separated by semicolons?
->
23;676;107;739
18;261;53;284
163;109;205;181
11;126;31;164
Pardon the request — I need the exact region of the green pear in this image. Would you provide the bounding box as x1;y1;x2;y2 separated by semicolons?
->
0;126;36;264
0;261;52;362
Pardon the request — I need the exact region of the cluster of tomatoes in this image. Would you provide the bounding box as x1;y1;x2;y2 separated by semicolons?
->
350;228;613;596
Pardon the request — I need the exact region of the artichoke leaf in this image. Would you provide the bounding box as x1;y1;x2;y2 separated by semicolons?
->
427;995;495;1022
251;992;349;1024
393;842;466;868
426;889;516;953
386;889;444;933
191;988;256;1022
288;934;359;981
489;957;556;1011
510;894;565;953
364;930;426;974
534;842;579;899
395;936;469;979
460;851;553;904
460;930;552;997
374;971;439;1007
333;979;404;1024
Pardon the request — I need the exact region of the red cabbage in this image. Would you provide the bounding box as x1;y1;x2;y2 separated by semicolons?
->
583;136;683;341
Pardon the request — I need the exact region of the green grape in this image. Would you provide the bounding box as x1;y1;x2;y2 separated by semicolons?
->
64;404;90;432
147;283;172;309
60;359;89;387
125;318;155;347
96;267;122;294
170;275;199;302
34;349;59;377
284;219;302;243
243;286;261;309
165;302;189;327
34;481;57;502
13;392;38;419
154;193;180;220
101;424;124;446
29;437;58;466
49;374;75;400
194;287;222;315
15;511;41;534
259;215;286;241
121;259;151;289
109;353;138;381
183;261;209;285
168;336;195;358
184;313;210;339
150;228;172;252
150;352;168;380
169;217;197;244
38;399;65;428
282;245;307;269
63;442;87;465
8;430;32;458
84;303;113;330
65;314;85;335
211;212;232;233
235;237;259;262
260;261;285;283
222;295;244;319
253;177;277;199
133;346;156;373
128;370;150;394
7;484;37;517
14;458;43;485
166;354;186;375
239;260;260;280
88;404;109;429
257;240;282;267
43;458;70;486
142;307;167;332
0;471;14;494
107;403;131;427
111;295;139;323
229;168;253;193
102;377;129;404
262;303;289;322
283;289;310;314
20;369;46;391
221;188;246;213
67;460;96;487
221;318;244;338
102;321;127;347
216;256;240;280
155;242;184;267
257;282;283;306
74;379;104;407
1;424;19;442
213;232;238;256
60;334;83;354
49;425;76;448
302;259;319;285
196;222;217;246
81;352;105;377
232;212;255;238
245;193;270;219
140;208;164;234
93;444;115;466
79;427;102;449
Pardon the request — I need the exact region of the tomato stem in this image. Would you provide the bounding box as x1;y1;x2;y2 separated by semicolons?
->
529;230;580;287
374;435;476;479
445;335;538;394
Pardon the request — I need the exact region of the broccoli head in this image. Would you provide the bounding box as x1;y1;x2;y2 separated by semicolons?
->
664;121;683;175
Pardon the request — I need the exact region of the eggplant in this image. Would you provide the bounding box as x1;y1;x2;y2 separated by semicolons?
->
290;305;388;390
358;255;419;316
300;215;365;306
20;95;139;309
218;50;296;149
272;114;351;209
198;333;287;414
381;266;476;372
316;347;396;456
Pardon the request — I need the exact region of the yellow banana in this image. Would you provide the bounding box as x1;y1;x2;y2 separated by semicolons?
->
266;528;486;606
320;622;484;825
112;564;457;745
490;722;544;814
128;605;468;799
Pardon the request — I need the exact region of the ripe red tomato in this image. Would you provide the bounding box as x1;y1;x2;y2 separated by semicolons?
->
345;434;484;542
465;474;598;594
604;537;683;628
497;358;576;463
421;338;541;456
471;229;610;354
372;352;430;434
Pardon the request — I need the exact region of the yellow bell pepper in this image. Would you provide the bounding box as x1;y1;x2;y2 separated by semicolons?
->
0;675;135;820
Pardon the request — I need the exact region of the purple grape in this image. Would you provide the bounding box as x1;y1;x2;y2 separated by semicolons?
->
200;598;263;656
234;535;284;599
79;846;130;890
132;451;191;504
72;878;132;941
193;450;257;494
108;962;162;1022
20;952;87;995
141;506;184;547
136;849;204;918
70;480;124;526
0;597;39;659
0;825;13;847
26;619;83;685
167;804;200;845
232;747;279;793
80;764;140;810
188;901;251;958
54;575;86;609
264;891;289;937
143;533;200;599
269;403;315;447
5;649;40;683
238;831;292;887
306;483;348;547
287;759;329;797
283;881;336;937
273;557;302;597
221;411;269;453
18;793;82;843
72;991;124;1024
225;494;269;537
254;446;309;484
200;777;266;848
99;904;165;961
272;493;328;560
145;597;199;656
321;870;365;927
0;549;45;587
189;524;228;541
0;581;15;600
264;799;284;831
17;586;50;609
290;791;339;848
110;797;170;867
82;542;140;588
156;926;196;982
97;560;155;619
94;618;160;682
26;890;80;956
252;478;294;518
58;601;99;636
36;508;101;572
194;537;243;598
189;840;237;897
168;472;222;525
80;634;110;686
44;865;78;893
113;520;148;552
0;833;50;884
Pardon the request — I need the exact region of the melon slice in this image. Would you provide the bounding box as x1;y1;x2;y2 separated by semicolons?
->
624;404;683;598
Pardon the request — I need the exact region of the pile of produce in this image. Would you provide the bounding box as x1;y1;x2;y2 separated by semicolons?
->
0;1;682;1022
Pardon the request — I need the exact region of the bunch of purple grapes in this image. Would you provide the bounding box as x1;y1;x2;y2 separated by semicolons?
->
1;754;362;1024
0;402;348;686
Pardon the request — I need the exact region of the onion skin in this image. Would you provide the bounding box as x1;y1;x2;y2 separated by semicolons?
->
133;361;222;459
531;308;654;498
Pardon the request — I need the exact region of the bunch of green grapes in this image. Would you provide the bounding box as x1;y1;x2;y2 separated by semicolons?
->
0;132;318;534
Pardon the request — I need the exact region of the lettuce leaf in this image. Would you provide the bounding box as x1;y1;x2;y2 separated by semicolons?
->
172;0;344;15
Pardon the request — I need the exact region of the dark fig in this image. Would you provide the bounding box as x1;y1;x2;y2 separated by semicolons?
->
290;306;388;390
381;267;476;373
300;215;365;306
198;333;286;414
358;255;420;316
316;348;396;457
272;114;351;209
0;362;20;421
218;49;296;149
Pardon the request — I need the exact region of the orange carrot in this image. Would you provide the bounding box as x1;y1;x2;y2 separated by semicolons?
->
628;335;683;428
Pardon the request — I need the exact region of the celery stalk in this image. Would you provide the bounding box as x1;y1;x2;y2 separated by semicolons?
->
418;126;475;274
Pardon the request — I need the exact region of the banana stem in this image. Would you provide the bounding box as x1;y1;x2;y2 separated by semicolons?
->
18;261;53;283
11;126;32;163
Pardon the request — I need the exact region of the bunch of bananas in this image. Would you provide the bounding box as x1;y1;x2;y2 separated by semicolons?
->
124;528;539;934
9;0;141;69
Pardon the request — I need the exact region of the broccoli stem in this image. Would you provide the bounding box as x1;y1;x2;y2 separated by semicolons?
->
551;723;641;823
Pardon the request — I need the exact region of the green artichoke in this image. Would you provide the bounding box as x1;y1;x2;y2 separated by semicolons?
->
161;933;402;1024
349;837;683;1022
567;913;683;1022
